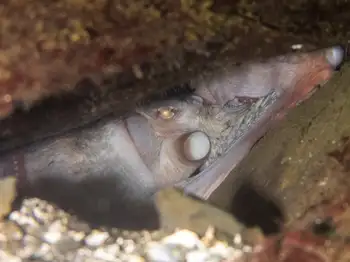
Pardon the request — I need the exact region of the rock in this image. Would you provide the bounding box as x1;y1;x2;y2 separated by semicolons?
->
155;188;245;236
0;177;17;220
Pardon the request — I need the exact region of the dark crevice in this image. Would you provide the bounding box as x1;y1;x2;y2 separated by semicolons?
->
229;181;284;235
312;217;336;237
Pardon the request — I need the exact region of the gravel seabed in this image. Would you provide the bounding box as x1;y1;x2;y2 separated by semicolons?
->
0;198;253;262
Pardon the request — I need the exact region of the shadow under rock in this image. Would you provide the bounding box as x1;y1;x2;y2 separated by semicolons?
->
210;179;285;235
19;173;160;230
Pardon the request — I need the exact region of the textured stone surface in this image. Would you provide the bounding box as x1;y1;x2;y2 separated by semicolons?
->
2;0;338;113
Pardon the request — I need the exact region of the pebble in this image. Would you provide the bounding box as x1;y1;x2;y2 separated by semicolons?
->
186;250;210;262
9;210;38;228
93;247;117;261
33;243;52;260
68;230;86;242
123;239;136;253
43;221;64;244
104;244;120;256
55;237;82;253
19;235;41;258
127;254;145;262
85;230;110;247
146;242;178;262
0;251;21;262
162;229;204;249
146;229;247;262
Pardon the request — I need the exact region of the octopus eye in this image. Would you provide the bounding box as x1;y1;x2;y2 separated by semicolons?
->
157;107;176;120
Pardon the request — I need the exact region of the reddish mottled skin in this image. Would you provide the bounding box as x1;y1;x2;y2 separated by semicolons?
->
274;53;335;121
285;57;333;110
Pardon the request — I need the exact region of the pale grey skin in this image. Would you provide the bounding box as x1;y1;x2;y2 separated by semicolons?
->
19;95;239;202
0;46;343;208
